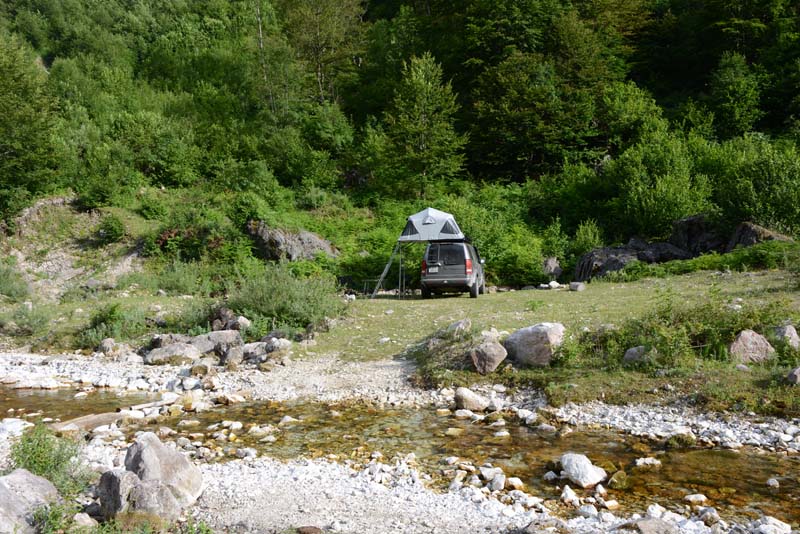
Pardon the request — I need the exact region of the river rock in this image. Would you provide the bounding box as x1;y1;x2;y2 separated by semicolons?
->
124;432;203;509
729;330;775;363
787;367;800;385
560;485;579;506
454;388;489;412
622;518;679;534
0;469;59;534
468;341;507;375
560;453;607;488
0;418;33;439
145;343;201;365
98;338;116;354
504;323;565;367
775;325;800;350
750;516;791;534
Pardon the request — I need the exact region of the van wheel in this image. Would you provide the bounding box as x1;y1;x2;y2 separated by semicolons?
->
421;286;431;299
469;283;478;299
479;280;486;294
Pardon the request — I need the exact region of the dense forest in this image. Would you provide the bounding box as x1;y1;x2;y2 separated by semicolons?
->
1;0;799;288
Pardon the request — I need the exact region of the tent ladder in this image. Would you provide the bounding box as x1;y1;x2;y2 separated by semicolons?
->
371;241;401;299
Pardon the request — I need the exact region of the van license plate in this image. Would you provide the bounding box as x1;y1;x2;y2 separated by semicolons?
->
428;266;439;273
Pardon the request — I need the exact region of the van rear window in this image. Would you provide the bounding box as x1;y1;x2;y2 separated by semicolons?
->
428;244;464;265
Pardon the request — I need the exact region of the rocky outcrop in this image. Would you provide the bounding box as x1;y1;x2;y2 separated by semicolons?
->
669;214;725;256
726;222;792;252
575;217;793;281
0;469;59;534
504;323;565;367
729;330;775;364
574;239;691;282
247;221;338;261
98;432;203;521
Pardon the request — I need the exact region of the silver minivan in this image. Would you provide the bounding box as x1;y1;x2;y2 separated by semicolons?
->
420;241;486;298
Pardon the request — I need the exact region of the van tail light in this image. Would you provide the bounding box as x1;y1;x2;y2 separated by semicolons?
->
421;259;427;275
465;258;473;275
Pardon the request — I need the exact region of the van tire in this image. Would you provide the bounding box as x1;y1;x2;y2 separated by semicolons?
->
469;283;478;299
479;280;486;294
421;286;432;299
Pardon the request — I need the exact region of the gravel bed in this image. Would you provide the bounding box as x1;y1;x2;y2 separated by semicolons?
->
553;401;800;452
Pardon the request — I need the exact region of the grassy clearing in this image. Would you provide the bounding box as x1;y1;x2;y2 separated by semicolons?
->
310;269;800;416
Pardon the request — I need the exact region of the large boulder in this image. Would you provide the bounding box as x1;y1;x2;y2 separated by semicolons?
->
144;343;202;365
97;469;140;519
669;214;725;256
729;330;775;364
726;222;793;252
574;238;692;281
543;257;562;280
0;469;59;534
504;323;565;367
559;453;607;489
124;432;203;509
775;325;800;350
247;221;338;261
468;341;507;375
454;387;489;412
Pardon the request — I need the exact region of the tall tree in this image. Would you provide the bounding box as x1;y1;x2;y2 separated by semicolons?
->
370;52;466;198
278;0;365;103
709;51;762;137
0;33;58;219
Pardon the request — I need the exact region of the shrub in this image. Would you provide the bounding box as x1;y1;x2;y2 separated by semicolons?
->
10;304;51;336
97;213;126;244
0;261;29;302
78;303;147;348
138;192;167;220
226;261;344;337
572;292;791;370
11;423;92;497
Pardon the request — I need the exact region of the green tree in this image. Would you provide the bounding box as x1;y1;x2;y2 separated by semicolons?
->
378;52;467;198
278;0;365;103
0;33;58;219
709;51;762;137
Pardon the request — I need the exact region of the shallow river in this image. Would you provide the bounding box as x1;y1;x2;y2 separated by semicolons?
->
3;387;799;524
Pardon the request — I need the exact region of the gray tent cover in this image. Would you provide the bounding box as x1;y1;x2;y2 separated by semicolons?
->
398;207;465;242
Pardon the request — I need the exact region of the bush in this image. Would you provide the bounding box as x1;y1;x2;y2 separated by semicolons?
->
567;292;792;370
97;213;126;244
78;303;147;348
226;261;344;337
11;423;92;497
0;261;29;302
10;304;51;336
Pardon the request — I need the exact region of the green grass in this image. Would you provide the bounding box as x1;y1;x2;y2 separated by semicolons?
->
309;269;800;416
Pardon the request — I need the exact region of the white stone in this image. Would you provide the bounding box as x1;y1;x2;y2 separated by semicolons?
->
560;453;607;488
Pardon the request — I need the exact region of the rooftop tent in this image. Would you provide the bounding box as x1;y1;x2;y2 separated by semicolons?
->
397;207;465;242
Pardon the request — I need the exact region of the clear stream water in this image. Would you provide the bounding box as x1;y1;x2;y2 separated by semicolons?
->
2;387;799;525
